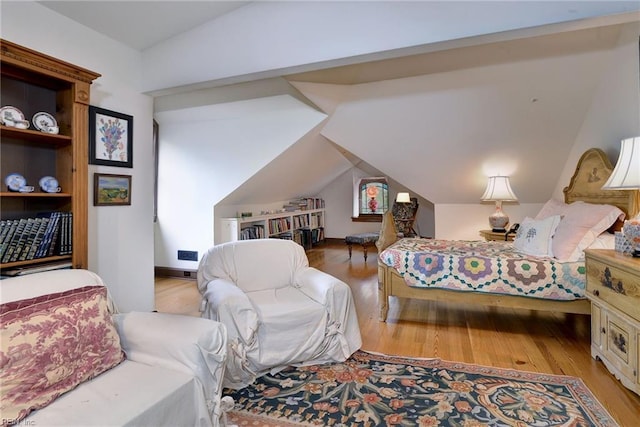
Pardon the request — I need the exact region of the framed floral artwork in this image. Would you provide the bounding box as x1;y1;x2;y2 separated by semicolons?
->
94;173;132;206
89;106;133;168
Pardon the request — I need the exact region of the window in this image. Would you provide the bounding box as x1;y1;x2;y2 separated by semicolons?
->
358;177;389;216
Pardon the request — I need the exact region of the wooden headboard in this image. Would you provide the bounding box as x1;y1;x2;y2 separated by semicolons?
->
563;148;640;228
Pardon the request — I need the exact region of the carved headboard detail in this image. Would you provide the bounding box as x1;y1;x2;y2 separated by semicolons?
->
563;148;640;228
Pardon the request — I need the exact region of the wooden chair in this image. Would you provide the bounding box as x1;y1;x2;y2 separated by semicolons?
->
392;197;419;237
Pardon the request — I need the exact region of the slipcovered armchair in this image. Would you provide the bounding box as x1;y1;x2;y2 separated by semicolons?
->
197;238;362;389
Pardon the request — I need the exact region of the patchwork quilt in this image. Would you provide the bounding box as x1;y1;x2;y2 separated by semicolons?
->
379;239;586;300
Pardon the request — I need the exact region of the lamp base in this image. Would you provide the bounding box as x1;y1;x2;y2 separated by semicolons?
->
488;203;509;232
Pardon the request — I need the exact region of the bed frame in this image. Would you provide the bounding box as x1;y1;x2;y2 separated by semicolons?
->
377;148;639;321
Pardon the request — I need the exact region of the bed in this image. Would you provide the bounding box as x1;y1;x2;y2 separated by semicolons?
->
377;148;639;321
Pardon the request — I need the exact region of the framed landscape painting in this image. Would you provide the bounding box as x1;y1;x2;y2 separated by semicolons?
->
94;173;131;206
89;106;133;168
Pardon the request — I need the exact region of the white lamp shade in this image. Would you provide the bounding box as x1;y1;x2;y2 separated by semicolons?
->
602;137;640;189
481;176;518;202
396;192;411;203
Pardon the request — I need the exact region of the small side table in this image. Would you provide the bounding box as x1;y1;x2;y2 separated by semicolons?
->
479;230;514;242
585;249;640;396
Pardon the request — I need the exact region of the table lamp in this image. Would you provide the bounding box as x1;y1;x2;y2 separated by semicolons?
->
396;192;411;203
602;136;640;256
481;176;518;232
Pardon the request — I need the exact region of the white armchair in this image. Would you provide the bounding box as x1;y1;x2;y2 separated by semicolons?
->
197;238;362;389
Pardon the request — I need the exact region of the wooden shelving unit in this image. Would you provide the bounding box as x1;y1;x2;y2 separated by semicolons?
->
220;208;325;249
0;39;100;272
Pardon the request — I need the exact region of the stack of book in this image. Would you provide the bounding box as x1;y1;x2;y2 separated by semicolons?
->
239;224;265;240
0;212;73;264
290;197;325;210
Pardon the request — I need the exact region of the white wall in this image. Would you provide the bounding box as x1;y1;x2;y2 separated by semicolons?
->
435;204;543;240
554;22;640;200
437;22;640;238
154;95;326;269
1;2;155;312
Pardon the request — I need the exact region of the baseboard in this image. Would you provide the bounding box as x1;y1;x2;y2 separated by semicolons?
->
324;237;345;244
154;266;197;280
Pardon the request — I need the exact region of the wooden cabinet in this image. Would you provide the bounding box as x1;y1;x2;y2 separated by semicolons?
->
220;209;325;249
0;40;100;271
585;249;640;395
479;229;514;242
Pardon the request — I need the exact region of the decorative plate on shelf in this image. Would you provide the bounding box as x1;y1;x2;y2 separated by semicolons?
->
32;111;57;131
39;176;60;193
5;173;26;192
0;106;25;125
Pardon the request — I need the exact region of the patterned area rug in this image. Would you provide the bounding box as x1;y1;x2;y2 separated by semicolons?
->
224;351;618;427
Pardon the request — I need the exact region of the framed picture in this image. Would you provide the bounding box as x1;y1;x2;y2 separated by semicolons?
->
89;106;133;168
94;173;132;206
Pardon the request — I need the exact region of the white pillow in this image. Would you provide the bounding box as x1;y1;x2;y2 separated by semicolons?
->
587;232;616;250
513;215;562;257
535;198;569;220
551;202;625;262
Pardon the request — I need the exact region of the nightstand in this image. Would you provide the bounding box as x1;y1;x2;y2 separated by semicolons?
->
585;249;640;396
479;230;514;242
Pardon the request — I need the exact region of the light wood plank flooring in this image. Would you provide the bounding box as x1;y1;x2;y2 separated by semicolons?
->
155;241;640;425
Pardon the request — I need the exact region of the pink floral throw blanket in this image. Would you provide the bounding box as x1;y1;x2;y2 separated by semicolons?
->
0;285;124;425
380;239;586;300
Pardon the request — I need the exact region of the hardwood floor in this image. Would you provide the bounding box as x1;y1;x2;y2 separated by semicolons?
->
155;241;640;425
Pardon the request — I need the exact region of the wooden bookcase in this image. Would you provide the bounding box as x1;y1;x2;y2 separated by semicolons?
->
220;208;325;249
0;40;100;271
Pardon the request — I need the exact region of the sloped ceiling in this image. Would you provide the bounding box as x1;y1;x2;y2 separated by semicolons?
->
288;24;625;204
40;1;639;207
201;21;628;207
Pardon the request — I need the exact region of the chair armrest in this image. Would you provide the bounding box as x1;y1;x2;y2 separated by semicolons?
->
295;267;363;355
113;312;226;420
201;278;261;388
202;278;259;346
295;267;347;304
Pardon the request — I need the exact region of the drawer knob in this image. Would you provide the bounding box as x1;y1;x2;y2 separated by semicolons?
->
601;327;606;334
593;290;600;297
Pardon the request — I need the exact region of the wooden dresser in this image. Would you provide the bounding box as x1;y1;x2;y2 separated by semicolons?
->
585;249;640;395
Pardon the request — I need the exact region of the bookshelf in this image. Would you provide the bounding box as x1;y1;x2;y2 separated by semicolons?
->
220;208;325;249
0;40;100;273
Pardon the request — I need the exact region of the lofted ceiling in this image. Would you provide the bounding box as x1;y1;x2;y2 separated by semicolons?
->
39;1;251;50
37;1;640;208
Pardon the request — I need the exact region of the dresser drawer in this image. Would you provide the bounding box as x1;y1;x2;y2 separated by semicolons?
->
586;255;640;323
602;310;637;382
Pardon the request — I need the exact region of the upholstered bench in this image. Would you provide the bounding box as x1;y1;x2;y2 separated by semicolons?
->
345;232;380;262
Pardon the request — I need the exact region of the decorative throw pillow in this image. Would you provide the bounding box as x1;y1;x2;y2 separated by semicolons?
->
513;215;562;257
0;285;124;424
551;202;625;262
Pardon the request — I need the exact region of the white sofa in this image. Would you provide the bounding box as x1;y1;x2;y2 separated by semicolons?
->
0;269;228;426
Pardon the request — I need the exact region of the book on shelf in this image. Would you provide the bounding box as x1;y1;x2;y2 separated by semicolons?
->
46;212;65;257
240;224;265;240
35;212;61;258
25;217;50;260
1;260;72;277
289;197;325;211
17;217;42;261
0;219;19;261
0;212;72;264
2;218;28;264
